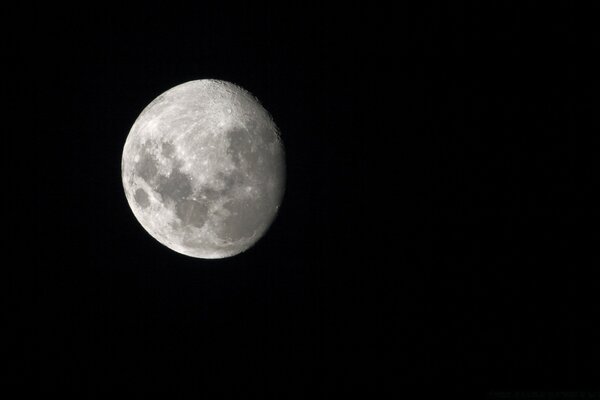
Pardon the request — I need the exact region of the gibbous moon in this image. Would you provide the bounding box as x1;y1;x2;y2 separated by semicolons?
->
121;80;285;259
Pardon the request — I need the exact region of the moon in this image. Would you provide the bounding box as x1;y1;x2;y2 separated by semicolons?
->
121;79;285;259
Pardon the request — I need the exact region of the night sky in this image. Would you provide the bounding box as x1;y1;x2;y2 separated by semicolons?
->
11;1;599;396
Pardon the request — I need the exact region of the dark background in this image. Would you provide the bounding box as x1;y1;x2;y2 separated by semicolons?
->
9;1;599;396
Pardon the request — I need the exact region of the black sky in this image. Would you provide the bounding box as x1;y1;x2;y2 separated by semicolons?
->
11;1;599;397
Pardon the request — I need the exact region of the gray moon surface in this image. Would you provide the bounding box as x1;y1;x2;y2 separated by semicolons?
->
121;80;285;259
